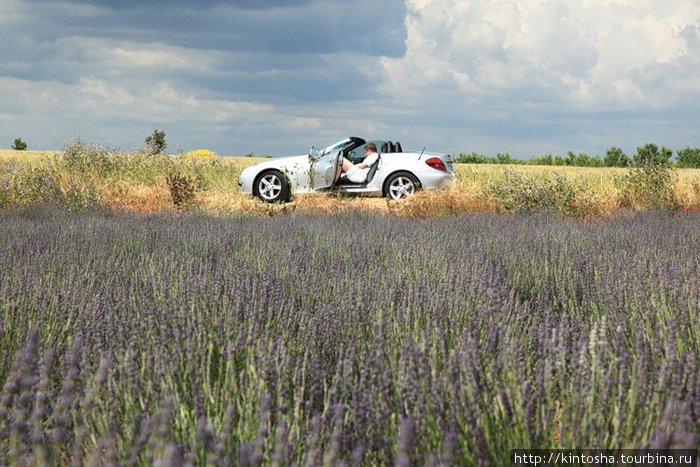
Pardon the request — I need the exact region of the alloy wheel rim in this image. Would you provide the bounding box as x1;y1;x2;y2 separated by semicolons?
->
259;174;282;201
389;176;415;200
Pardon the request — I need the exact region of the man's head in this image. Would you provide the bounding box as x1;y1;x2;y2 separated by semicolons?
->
365;143;377;154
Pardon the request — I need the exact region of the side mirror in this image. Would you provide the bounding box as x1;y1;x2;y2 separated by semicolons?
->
308;146;320;160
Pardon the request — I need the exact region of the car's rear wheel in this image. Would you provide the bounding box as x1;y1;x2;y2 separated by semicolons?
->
255;170;290;203
384;172;420;200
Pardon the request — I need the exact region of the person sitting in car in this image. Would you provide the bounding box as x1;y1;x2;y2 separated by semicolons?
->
341;143;379;183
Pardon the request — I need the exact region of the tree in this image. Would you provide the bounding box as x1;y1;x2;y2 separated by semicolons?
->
145;129;167;155
495;153;516;164
676;147;700;168
604;146;630;167
12;138;27;150
633;143;672;167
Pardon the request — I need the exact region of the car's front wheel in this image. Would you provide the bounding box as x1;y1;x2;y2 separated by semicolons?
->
384;172;420;200
255;170;290;203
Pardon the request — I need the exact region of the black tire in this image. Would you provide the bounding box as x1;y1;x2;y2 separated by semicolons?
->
254;170;291;203
383;171;420;200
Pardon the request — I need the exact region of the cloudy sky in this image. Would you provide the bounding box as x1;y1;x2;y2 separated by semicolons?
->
1;0;699;157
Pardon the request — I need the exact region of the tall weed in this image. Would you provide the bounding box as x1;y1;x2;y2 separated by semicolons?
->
615;164;680;211
484;170;588;216
0;162;100;209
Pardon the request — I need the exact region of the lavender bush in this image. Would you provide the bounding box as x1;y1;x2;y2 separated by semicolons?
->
0;207;698;465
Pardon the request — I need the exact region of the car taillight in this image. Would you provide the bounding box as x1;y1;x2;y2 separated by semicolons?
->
425;157;447;172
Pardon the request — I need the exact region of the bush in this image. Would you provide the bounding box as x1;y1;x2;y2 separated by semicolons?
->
59;176;102;210
615;164;680;211
60;138;115;176
58;138;172;184
676;147;700;168
11;138;27;150
484;170;584;216
0;164;61;206
165;171;199;208
0;161;101;210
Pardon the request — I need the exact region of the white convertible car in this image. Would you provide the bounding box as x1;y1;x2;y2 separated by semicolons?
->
238;136;455;203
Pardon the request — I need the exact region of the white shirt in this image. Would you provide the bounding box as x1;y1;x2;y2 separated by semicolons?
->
346;151;379;183
359;151;379;174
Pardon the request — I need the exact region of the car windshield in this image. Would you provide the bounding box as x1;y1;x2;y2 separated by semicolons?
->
321;138;352;156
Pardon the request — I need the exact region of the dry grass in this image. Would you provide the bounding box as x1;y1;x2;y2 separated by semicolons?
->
675;176;700;208
101;178;173;213
386;185;494;217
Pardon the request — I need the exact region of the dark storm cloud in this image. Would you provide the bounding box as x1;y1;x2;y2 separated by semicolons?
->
60;0;313;9
20;0;406;56
1;0;405;104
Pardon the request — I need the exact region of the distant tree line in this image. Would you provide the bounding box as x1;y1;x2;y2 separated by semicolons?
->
456;143;700;168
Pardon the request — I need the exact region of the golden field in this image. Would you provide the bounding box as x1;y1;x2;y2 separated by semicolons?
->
2;149;700;217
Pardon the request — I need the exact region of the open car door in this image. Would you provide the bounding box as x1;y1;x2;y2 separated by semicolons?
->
310;149;343;189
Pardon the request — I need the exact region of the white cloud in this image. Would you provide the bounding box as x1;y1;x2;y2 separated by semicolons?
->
371;0;700;155
382;0;700;108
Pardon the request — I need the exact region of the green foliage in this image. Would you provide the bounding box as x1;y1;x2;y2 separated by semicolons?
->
456;144;700;168
484;169;584;215
12;138;27;151
615;164;680;211
459;151;605;167
145;129;167;155
527;154;555;166
527;152;603;167
61;138;115;176
0;164;60;207
604;146;630;167
61;177;102;210
456;152;491;164
59;138;171;183
633;143;672;167
495;152;516;164
676;147;700;168
456;152;521;164
564;151;604;167
0;161;101;210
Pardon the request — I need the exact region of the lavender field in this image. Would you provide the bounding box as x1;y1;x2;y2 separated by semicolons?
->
0;207;698;465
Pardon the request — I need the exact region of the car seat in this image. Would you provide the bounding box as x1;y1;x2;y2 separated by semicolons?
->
365;154;381;183
395;141;403;153
380;142;389;153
